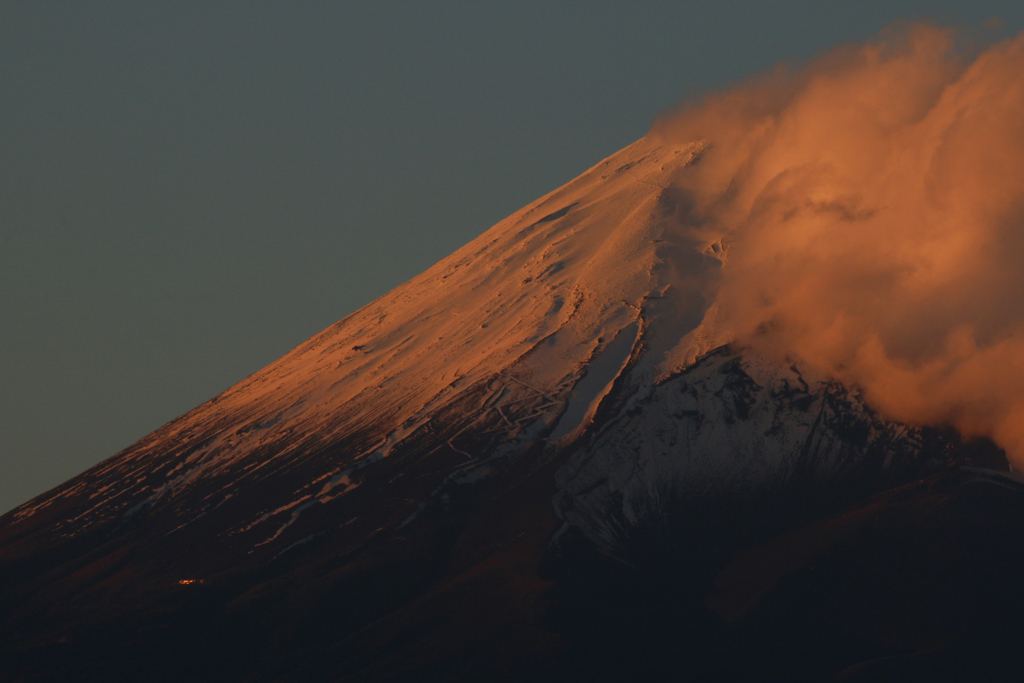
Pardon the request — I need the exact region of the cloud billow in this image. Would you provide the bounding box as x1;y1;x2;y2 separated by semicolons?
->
653;25;1024;463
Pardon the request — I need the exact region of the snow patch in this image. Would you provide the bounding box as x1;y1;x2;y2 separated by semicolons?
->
549;321;639;441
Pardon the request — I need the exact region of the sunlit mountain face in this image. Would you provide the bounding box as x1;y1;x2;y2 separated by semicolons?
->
5;25;1024;683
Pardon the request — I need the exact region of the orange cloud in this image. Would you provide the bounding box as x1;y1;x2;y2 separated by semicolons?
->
654;24;1024;464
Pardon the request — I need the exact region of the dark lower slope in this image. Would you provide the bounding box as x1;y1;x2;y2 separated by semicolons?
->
3;446;1021;681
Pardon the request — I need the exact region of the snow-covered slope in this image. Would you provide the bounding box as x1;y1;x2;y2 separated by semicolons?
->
5;131;958;560
7;138;722;542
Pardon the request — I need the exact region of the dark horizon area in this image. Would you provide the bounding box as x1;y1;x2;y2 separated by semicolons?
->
4;2;1024;515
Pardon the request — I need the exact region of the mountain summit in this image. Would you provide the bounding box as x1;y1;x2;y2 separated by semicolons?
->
3;134;1024;682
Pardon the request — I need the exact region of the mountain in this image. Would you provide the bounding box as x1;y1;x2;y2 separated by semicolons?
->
2;137;1023;683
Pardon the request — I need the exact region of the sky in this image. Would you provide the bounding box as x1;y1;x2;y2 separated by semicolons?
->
3;2;1024;515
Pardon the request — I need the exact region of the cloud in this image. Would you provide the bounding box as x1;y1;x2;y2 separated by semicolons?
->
653;24;1024;463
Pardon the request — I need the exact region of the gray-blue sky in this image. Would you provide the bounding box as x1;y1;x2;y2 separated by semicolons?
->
2;1;1022;515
